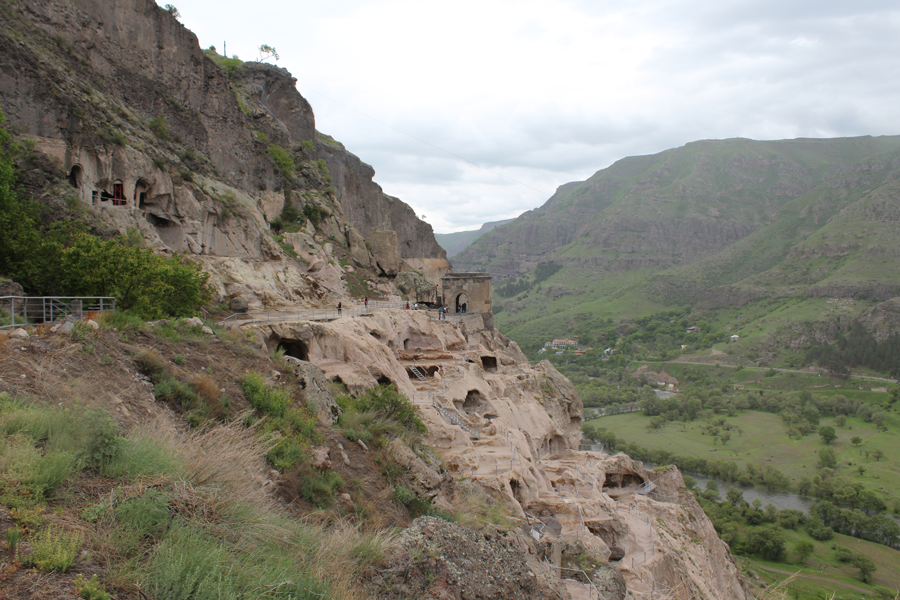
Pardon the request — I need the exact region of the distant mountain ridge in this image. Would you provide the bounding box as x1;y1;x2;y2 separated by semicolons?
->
435;218;514;258
452;135;900;346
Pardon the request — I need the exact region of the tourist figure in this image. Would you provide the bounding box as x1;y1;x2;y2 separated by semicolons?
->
405;301;410;310
337;301;342;315
364;296;368;309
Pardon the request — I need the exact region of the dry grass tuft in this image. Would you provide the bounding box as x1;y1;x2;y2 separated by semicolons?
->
134;413;275;507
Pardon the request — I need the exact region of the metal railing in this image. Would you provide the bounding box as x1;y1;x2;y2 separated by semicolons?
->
1;296;115;329
217;300;406;326
545;563;608;600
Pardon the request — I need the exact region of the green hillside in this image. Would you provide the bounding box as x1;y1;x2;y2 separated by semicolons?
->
482;137;900;366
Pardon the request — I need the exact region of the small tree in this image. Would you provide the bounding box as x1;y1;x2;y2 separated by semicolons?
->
851;436;862;446
793;540;814;564
872;449;884;462
164;4;180;18
851;554;877;583
819;425;837;445
817;448;837;469
258;44;279;63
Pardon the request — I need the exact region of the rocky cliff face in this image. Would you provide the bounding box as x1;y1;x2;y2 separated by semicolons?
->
318;140;448;262
243;310;748;599
0;0;448;304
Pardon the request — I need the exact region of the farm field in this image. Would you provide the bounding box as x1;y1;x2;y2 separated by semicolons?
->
586;411;900;498
743;525;900;597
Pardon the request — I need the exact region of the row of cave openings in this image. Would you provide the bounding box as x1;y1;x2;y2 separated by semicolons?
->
67;165;150;209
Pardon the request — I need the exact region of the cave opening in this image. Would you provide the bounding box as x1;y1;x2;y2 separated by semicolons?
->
67;165;83;189
376;375;393;386
481;356;498;371
602;472;645;491
277;339;309;361
462;389;486;414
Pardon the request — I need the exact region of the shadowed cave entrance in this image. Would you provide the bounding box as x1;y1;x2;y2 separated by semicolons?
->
276;339;309;361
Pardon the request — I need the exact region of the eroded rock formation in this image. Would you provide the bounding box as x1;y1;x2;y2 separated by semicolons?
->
0;0;449;306
245;309;747;600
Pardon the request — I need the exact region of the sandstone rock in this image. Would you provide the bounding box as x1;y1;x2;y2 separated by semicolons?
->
202;326;215;335
9;328;30;340
608;546;625;561
230;296;249;313
86;319;99;329
309;446;331;470
346;226;371;267
383;439;443;498
281;356;342;424
367;228;402;277
184;317;204;328
59;322;74;334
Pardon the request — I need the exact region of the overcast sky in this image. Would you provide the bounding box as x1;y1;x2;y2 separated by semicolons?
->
167;0;900;233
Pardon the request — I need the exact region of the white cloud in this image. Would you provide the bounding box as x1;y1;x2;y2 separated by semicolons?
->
169;0;900;232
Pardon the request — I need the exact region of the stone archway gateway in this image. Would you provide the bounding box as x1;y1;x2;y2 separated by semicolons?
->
441;272;492;321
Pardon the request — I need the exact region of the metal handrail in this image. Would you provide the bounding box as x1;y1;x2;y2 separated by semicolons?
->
217;300;407;326
545;563;608;600
1;296;116;329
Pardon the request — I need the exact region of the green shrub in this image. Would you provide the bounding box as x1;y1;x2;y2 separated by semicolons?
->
241;373;291;418
4;526;22;554
28;526;83;572
78;408;122;470
148;115;169;140
301;203;320;226
173;354;186;365
98;310;145;332
340;385;425;435
115;488;171;548
75;574;111;600
299;469;344;508
103;436;184;480
268;145;294;178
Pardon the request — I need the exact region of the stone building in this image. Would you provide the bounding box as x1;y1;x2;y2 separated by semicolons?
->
441;272;492;327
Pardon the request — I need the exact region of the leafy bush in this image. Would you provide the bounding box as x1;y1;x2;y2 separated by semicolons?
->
268;145;294;178
75;574;111;600
345;385;425;434
242;373;291;418
301;203;320;227
28;526;83;572
78;408;122;470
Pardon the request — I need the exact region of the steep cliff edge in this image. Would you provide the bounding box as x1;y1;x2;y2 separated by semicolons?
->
245;310;748;599
0;0;447;304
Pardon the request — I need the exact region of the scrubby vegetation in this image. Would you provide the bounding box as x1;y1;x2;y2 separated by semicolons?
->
0;110;213;318
0;392;389;599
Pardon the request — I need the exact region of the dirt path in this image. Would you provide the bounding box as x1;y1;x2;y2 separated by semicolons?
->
745;561;871;594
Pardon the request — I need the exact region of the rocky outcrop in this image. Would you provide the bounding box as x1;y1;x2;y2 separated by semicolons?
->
372;516;569;600
0;0;449;307
318;140;448;265
243;309;748;599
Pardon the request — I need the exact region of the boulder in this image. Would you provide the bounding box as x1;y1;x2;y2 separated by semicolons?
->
229;296;249;313
281;356;342;424
9;328;30;340
309;446;331;470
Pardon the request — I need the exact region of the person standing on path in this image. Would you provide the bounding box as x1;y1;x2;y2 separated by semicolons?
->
364;297;368;310
337;302;342;315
